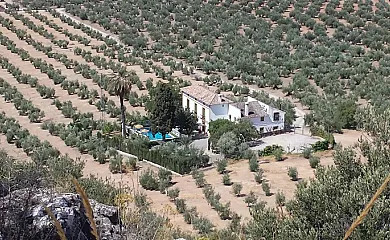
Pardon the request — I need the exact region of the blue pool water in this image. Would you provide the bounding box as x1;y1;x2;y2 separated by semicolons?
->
142;129;174;141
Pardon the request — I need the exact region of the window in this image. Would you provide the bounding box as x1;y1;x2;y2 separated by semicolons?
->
259;127;264;133
229;114;231;121
186;99;190;109
222;104;224;107
194;102;197;114
260;116;264;121
202;107;206;119
234;117;236;121
273;126;278;130
274;112;280;121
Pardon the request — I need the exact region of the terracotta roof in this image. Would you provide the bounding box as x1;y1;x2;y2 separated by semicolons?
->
181;85;232;105
231;101;268;118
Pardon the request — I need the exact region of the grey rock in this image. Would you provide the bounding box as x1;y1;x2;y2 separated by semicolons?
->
0;188;121;240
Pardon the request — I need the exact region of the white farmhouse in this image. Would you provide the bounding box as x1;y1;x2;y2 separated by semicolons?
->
181;85;285;134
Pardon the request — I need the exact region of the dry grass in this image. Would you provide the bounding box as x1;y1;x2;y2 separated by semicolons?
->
73;178;99;240
45;206;67;240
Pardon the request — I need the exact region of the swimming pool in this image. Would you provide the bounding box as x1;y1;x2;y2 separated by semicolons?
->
141;129;174;141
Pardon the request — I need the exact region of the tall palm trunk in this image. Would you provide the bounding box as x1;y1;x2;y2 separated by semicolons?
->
120;94;126;137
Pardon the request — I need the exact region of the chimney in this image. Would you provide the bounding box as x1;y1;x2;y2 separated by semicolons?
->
244;102;249;116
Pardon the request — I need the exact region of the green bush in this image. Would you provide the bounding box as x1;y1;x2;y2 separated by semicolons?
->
244;190;258;206
167;187;180;201
183;207;198;224
216;159;227;174
158;168;172;183
193;216;214;234
275;191;286;206
159;179;170;194
134;191;150;209
302;146;312;159
232;182;243;197
216;202;231;220
309;155;320;168
288;167;298;181
258;145;283;156
108;155;125;174
222;173;232;186
124;157;137;171
192;169;206;188
312;140;329;151
262;182;271;196
249;155;259;172
274;148;283;161
254;169;264;184
139;168;159;190
195;174;206;188
174;198;186;213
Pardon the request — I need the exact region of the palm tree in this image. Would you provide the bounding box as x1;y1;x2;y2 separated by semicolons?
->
108;73;132;137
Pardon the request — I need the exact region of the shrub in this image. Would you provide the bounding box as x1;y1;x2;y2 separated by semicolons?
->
109;156;125;174
274;148;283;161
288;167;298;181
275;191;286;206
158;168;172;183
249;155;259;172
159;179;170;194
222;173;232;186
262;182;271;196
217;131;239;158
192;170;206;188
216;202;231;220
258;144;283;156
216;159;227;174
302;146;312;159
193;216;214;234
254;169;264;184
183;207;198;224
6;129;14;143
244;191;258;206
167;187;180;201
309;155;320;168
134;191;150;209
174;198;186;213
232;182;243;197
312;140;329;151
124;157;137;171
229;212;241;231
28;110;44;123
139;168;159;190
191;168;200;179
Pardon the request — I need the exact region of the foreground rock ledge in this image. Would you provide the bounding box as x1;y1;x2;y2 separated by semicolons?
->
0;188;120;240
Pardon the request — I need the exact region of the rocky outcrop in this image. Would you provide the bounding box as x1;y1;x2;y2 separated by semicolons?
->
0;188;120;240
